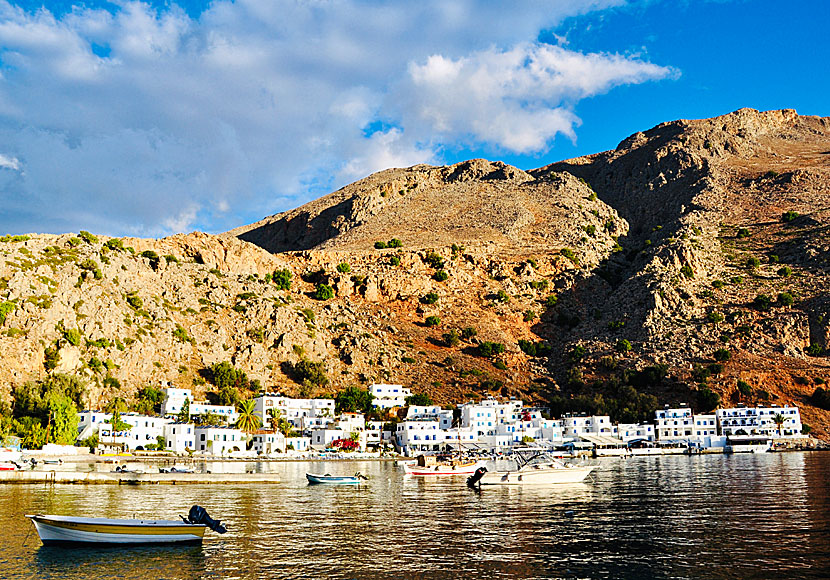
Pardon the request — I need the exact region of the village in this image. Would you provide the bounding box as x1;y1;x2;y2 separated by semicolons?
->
69;383;808;458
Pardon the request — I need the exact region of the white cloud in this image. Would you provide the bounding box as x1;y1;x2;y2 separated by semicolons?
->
0;0;673;237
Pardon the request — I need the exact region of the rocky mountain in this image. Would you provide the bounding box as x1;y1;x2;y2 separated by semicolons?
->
2;108;830;436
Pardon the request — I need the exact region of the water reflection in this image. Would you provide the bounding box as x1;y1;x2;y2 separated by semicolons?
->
2;454;829;579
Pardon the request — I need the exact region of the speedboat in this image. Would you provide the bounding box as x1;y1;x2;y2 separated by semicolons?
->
26;505;226;546
468;453;596;486
403;454;483;476
306;472;368;485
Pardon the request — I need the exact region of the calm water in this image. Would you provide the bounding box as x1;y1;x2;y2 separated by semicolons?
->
1;453;829;579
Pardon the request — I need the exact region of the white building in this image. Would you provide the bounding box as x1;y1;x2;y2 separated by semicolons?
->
460;398;522;437
160;387;237;424
253;394;335;430
370;383;411;408
614;423;656;443
77;411;173;451
406;405;454;429
655;406;695;440
195;426;246;455
163;423;195;453
310;428;365;451
396;420;449;454
717;405;803;438
561;415;614;438
251;431;285;455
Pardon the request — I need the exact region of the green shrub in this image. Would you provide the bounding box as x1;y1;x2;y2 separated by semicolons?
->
782;210;799;223
443;329;460;347
312;283;334;300
518;340;551;357
424;251;444;269
126;294;143;310
67;236;81;247
433;270;449;282
529;280;548;291
172;324;192;343
390;256;401;266
478;342;505;357
713;348;731;362
374;241;387;249
425;315;441;327
736;228;751;239
712;280;726;289
461;327;477;340
753;294;773;311
104;238;124;252
560;248;578;266
608;320;625;331
615;339;632;353
493;360;508;370
778;266;792;278
544;294;559;308
523;310;536;322
63;327;82;347
164;254;179;264
79;258;98;271
768;254;779;264
336;262;351;273
731;276;744;285
421;292;439;305
0;301;15;325
746;257;760;269
568;345;586;362
807;343;824;357
495;290;510;303
737;380;753;397
778;292;794;307
402;356;416;364
707;311;724;324
680;264;694;279
584;225;596;237
273;268;292;290
696;387;721;412
387;238;403;248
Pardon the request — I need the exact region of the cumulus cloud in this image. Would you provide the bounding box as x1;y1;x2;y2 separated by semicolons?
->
0;0;673;236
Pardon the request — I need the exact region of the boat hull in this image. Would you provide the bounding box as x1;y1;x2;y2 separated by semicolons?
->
27;515;206;545
306;473;363;484
403;462;482;476
479;465;595;485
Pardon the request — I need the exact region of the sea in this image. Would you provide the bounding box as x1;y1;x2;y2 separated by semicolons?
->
1;452;828;579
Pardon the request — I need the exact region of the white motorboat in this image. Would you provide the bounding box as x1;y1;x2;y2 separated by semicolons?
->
468;453;596;486
306;472;368;485
26;505;226;546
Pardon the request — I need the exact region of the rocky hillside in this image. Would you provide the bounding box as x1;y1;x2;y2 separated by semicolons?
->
2;108;830;437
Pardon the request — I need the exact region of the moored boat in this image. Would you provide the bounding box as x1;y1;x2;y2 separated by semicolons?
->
306;472;368;485
403;454;483;476
468;453;596;486
26;505;226;546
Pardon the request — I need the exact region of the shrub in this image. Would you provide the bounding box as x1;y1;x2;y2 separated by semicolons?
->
495;290;510;303
401;356;416;364
433;269;449;282
478;342;505;357
104;238;124;251
425;315;441;327
713;348;731;362
461;327;477;340
529;280;548;291
584;225;596;237
443;329;460;347
518;340;551;357
387;238;403;248
778;266;792;278
811;387;830;411
544;294;559;308
424;251;444;269
0;301;15;325
126;294;143;310
406;393;433;406
164;254;179;264
608;320;625;331
390;256;401;266
336;263;351;274
753;294;773;311
79;258;98;271
273;268;292;290
172;324;192;343
777;292;794;307
707;311;724;324
615;339;632;353
79;230;98;244
807;343;824;357
63;328;82;347
696;387;721;412
568;345;586;362
421;292;439;305
493;360;508;370
523;310;536;322
782;210;799;223
746;257;760;269
292;358;329;388
737;380;753;397
712;280;726;289
680;264;694;279
768;254;779;264
560;248;578;266
312;283;334;300
736;228;751;239
374;241;388;249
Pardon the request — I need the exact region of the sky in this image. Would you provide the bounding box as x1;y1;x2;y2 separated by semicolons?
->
0;0;827;238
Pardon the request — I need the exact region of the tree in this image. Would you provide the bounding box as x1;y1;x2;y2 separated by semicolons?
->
406;393;433;406
177;398;191;423
45;391;79;445
133;386;163;415
312;283;334;300
772;413;785;437
268;408;294;437
235;398;262;440
335;386;374;414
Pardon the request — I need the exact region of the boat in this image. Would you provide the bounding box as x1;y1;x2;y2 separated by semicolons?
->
25;505;226;546
468;453;596;486
306;472;368;485
159;466;194;474
403;454;483;476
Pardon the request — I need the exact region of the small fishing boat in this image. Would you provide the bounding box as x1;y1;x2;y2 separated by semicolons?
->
306;472;368;485
467;453;596;487
403;454;482;476
26;505;226;546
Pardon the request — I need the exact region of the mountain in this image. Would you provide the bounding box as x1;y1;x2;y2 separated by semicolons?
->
2;108;829;436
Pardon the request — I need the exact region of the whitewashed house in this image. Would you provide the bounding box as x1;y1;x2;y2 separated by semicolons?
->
561;415;614;438
254;394;335;429
160;387;237;424
194;426;246;455
163;423;196;453
717;405;803;438
77;411;173;451
370;383;411;408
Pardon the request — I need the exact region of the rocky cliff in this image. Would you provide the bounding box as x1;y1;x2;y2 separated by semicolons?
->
2;109;830;436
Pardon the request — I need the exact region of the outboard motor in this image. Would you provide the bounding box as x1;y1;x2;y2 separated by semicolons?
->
467;466;487;488
187;505;227;534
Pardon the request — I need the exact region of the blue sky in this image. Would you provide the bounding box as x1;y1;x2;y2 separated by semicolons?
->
0;0;827;237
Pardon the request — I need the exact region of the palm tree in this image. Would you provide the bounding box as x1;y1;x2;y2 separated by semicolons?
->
772;413;786;437
235;398;262;441
267;408;294;437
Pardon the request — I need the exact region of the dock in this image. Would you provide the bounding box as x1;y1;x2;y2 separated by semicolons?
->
0;470;281;485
